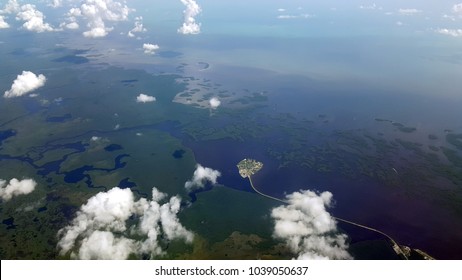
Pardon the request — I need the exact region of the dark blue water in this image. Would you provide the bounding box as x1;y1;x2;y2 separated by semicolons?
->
104;144;123;152
118;177;136;189
172;149;186;159
53;55;89;64
63;154;129;187
2;217;16;230
0;129;16;145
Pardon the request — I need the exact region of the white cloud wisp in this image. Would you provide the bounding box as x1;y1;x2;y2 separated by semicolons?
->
398;8;422;16
436;28;462;37
128;16;146;37
184;164;221;191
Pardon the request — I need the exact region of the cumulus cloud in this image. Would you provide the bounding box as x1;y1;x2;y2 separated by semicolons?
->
57;187;193;259
184;164;221;191
0;15;9;28
143;43;159;55
4;71;47;98
16;4;55;32
128;16;146;37
0;0;20;15
136;93;156;103
59;7;81;30
436;28;462;37
271;190;351;260
61;0;131;38
398;8;422;15
0;178;37;201
178;0;201;35
209;97;221;109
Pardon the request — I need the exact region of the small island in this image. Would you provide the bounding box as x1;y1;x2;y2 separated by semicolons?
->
237;158;263;178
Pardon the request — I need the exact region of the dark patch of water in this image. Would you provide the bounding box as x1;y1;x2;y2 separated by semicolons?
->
172;149;185;159
53;55;89;64
104;144;123;152
158;51;182;58
64;165;93;183
188;183;215;203
120;79;138;84
0;129;16;145
118;177;136;189
2;217;15;230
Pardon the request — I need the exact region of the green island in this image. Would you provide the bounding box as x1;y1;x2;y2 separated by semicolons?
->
237;158;263;178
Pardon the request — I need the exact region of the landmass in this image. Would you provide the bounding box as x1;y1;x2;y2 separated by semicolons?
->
237;158;263;178
374;118;416;133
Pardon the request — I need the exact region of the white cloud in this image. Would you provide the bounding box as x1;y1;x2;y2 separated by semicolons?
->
436;28;462;37
277;8;286;12
209;97;221;109
128;16;146;37
16;4;55;32
271;190;351;260
442;14;456;21
143;43;159;55
398;8;422;15
78;230;137;260
277;14;314;20
453;3;462;14
0;178;37;201
59;7;81;30
396;21;403;26
184;164;221;191
4;71;47;98
136;93;156;103
64;0;131;38
57;187;193;259
0;15;9;28
178;0;201;35
359;3;382;10
64;21;79;29
0;0;20;15
49;0;63;8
